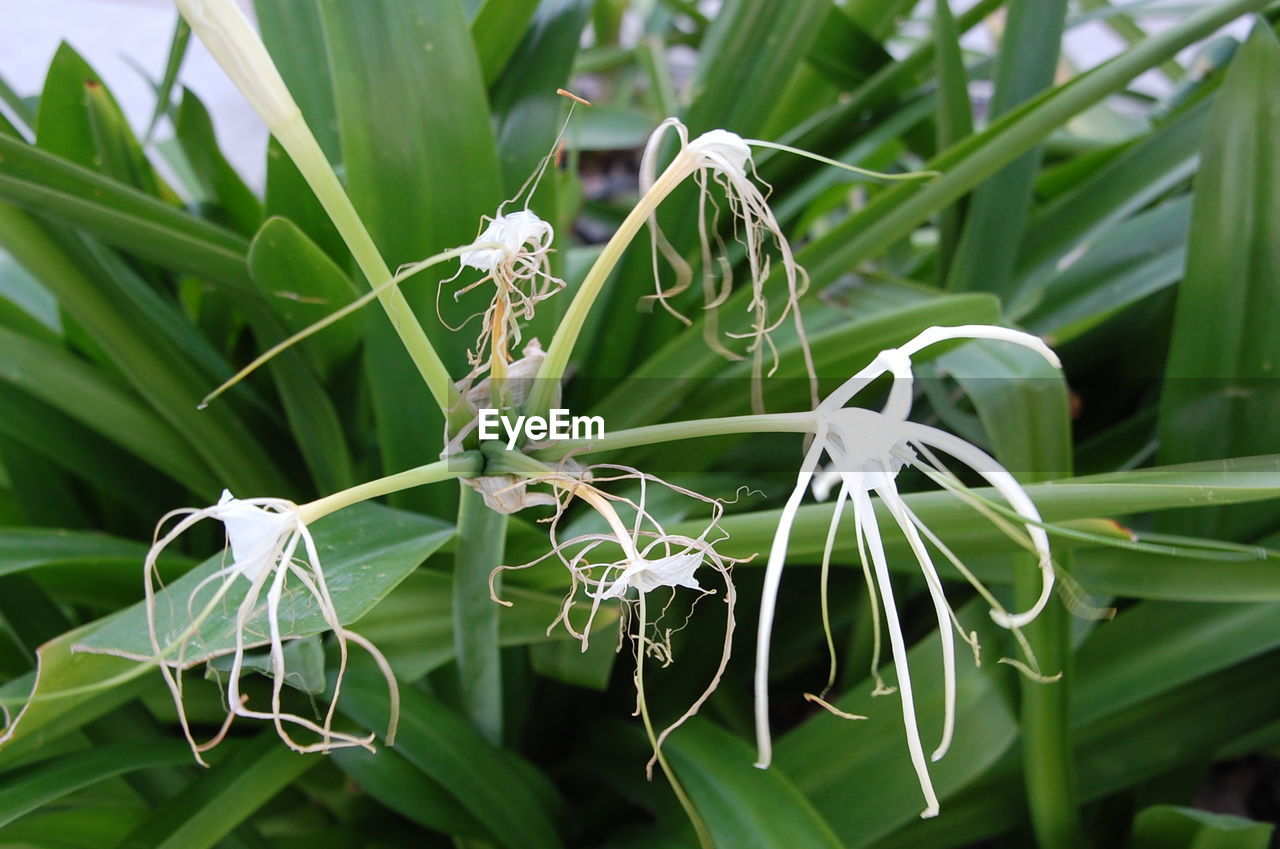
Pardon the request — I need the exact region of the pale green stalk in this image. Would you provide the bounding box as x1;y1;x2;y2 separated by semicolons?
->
298;454;482;524
531;412;819;460
526;153;694;418
174;0;458;415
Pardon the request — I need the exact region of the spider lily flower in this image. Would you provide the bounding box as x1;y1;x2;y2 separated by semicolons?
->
641;118;814;406
443;206;562;385
143;491;398;765
491;464;745;773
754;325;1062;818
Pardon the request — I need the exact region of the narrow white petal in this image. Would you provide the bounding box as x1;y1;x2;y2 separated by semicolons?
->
878;482;956;762
754;433;828;768
855;489;940;818
900;422;1055;629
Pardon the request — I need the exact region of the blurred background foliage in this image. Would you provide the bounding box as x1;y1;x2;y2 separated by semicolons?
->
0;1;1278;847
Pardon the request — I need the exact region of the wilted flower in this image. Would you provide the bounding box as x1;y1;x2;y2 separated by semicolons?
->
754;325;1062;818
640;118;814;407
491;464;747;773
143;491;398;765
442;207;562;382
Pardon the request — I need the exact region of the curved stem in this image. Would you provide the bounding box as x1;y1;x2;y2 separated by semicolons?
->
526;154;694;419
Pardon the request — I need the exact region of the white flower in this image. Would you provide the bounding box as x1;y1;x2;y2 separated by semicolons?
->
460;209;555;274
144;491;398;764
753;325;1062;819
444;207;563;374
491;464;746;775
641;119;815;407
598;551;703;598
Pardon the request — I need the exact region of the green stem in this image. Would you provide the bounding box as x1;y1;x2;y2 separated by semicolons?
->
453;485;506;745
635;593;714;849
173;0;457;415
531;412;817;460
272;117;458;415
526;153;694;418
298;453;482;523
1016;553;1082;849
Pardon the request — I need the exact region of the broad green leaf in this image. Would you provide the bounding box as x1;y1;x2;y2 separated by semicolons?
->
331;746;487;838
664;719;843;849
775;600;1019;846
77;503;453;665
339;670;566;849
111;735;313;849
175;88;263;236
319;0;502;511
0;741;190;828
0;623;152;765
1157;22;1280;540
244;217;358;494
472;0;543;85
1073;599;1280;726
690;455;1280;564
0;326;218;494
0;137;255;297
1129;805;1274;849
1;504;449;759
252;0;341;164
0;203;282;494
248;217;361;376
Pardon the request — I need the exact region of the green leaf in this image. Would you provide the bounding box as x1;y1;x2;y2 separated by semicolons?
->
318;0;502;510
933;0;973;285
691;455;1280;565
472;0;543;85
775;600;1019;846
144;16;192;141
0;741;190;828
246;217;361;492
1024;197;1189;342
0;203;283;494
1157;22;1280;539
331;746;487;838
664;719;843;849
0;325;218;494
1129;805;1274;849
945;0;1067;299
77;503;453;665
111;735;313;849
252;0;341;164
175;88;263;236
339;669;566;849
0;136;255;296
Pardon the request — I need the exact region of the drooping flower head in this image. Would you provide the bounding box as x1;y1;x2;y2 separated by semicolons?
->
640;118;815;409
490;463;748;774
754;325;1062;818
142;491;398;765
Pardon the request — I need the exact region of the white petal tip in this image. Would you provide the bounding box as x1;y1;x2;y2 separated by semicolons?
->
920;806;940;820
930;748;948;763
753;760;769;770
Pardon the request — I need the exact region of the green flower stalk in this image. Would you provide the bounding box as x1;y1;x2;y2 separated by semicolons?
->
174;0;458;415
